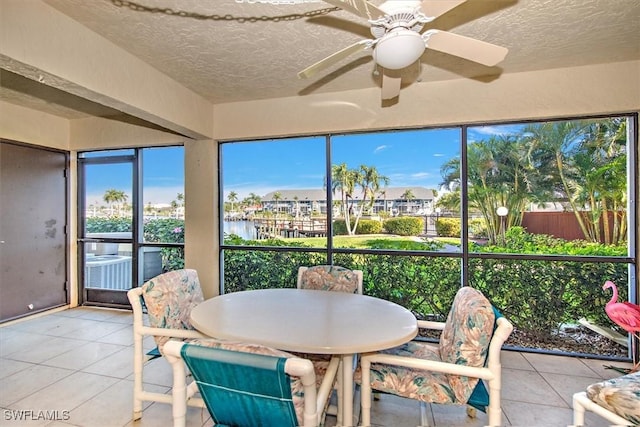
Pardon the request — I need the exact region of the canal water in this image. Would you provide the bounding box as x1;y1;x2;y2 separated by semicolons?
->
223;220;255;240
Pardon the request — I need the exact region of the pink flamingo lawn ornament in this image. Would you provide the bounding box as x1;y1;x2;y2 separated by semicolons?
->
603;280;640;373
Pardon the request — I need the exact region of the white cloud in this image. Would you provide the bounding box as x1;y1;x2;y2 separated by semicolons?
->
374;145;389;153
411;172;431;179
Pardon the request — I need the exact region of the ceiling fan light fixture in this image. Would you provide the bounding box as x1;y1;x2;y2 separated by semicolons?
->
373;29;425;70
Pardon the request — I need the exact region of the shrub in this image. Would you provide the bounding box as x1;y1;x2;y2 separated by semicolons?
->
469;218;488;238
383;217;423;236
479;226;627;256
356;219;383;234
332;219;383;235
144;218;184;243
333;219;348;235
86;217;131;232
435;218;460;237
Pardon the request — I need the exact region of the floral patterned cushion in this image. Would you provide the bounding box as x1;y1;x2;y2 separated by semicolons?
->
359;287;495;406
439;286;495;403
298;265;360;293
142;269;204;350
185;338;333;426
586;371;640;424
359;342;459;404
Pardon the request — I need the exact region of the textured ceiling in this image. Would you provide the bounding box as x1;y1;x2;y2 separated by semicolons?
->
3;0;640;118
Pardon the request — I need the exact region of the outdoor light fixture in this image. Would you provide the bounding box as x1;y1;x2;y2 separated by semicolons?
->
373;29;426;70
496;206;508;243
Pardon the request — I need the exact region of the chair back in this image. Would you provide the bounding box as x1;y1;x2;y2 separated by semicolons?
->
439;286;496;403
173;340;317;427
297;265;363;294
142;269;204;349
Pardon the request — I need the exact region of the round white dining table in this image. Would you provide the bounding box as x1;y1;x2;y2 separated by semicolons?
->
189;288;418;426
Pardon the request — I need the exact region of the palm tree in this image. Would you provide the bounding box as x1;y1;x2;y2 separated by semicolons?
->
536;118;628;244
331;163;358;234
249;192;262;210
441;135;545;243
329;164;389;235
360;165;389;214
293;195;300;219
103;189;127;217
523;120;609;242
436;191;460;214
401;189;415;213
227;191;238;213
272;192;282;217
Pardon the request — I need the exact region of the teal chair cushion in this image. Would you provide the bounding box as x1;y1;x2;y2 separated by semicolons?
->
180;339;333;426
182;344;298;427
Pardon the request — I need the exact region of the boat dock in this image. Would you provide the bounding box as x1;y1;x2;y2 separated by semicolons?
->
253;218;327;239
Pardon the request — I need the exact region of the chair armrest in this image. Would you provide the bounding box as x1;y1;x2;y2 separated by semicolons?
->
417;320;446;330
137;325;207;340
360;352;496;381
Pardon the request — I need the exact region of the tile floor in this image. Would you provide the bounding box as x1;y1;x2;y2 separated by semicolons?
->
0;306;633;427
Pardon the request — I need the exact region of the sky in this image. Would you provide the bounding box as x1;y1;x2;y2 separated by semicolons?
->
84;146;185;207
83;125;521;206
221;125;521;201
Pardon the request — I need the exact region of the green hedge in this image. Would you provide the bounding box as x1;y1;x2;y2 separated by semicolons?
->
383;217;423;236
332;219;383;235
435;218;460;237
221;228;630;352
86;217;131;232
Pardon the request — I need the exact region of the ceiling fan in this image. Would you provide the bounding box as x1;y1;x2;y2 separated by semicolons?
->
298;0;508;101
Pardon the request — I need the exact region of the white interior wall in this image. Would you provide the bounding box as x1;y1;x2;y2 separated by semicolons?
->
212;60;640;141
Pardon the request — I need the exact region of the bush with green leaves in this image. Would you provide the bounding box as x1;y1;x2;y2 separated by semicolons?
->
223;238;326;293
221;226;630;355
469;218;488;238
468;226;628;337
476;226;627;256
332;219;383;235
435;218;460;237
383;217;423;236
86;217;131;233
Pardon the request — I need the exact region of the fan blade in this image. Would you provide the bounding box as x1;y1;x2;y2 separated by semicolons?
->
381;70;401;100
425;30;508;67
420;0;467;19
298;40;372;79
321;0;386;20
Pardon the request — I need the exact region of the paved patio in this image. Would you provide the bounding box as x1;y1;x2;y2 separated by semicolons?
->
0;307;632;426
